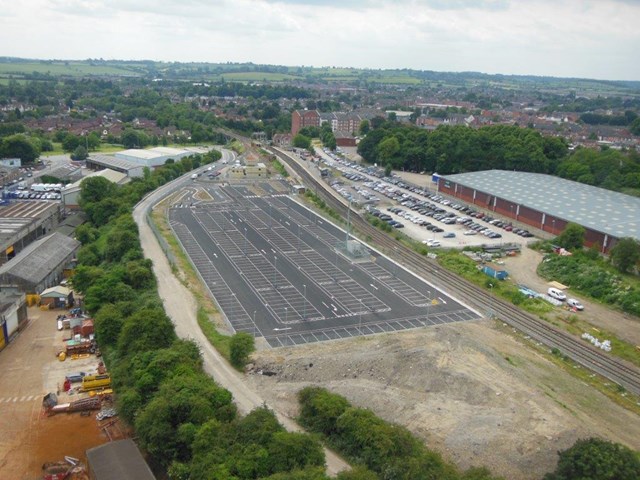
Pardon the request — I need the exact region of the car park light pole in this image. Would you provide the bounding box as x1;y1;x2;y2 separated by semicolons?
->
303;284;307;320
230;293;236;322
244;227;248;255
488;283;494;319
284;307;288;324
274;256;278;287
253;310;257;337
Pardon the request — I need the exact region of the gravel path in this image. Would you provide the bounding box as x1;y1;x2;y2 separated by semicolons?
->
132;166;350;476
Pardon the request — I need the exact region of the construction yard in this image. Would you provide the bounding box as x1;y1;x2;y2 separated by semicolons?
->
0;307;124;479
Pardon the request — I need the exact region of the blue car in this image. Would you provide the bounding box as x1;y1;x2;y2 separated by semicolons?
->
443;232;456;238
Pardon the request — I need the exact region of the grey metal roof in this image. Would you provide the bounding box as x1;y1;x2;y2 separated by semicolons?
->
86;439;156;480
442;170;640;240
0;232;79;285
88;154;142;171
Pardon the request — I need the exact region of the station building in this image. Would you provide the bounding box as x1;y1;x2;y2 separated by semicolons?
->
438;170;640;252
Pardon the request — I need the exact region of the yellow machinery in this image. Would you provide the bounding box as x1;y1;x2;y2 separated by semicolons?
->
80;374;111;392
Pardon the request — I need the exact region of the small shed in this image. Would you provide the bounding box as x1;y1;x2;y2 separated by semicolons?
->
40;286;74;309
86;439;156;480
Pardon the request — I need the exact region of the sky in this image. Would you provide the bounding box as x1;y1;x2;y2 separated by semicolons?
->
1;0;639;80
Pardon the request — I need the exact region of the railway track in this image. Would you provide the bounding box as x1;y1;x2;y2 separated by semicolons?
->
269;146;640;396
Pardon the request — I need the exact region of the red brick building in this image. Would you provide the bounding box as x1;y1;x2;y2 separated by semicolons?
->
291;110;320;136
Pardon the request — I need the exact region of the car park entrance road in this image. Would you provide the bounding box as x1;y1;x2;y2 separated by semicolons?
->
169;181;480;347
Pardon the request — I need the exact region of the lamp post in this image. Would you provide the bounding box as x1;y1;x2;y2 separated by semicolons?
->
244;227;248;255
393;246;398;277
230;293;236;322
285;306;288;324
253;310;257;337
297;224;301;252
303;284;307;320
273;256;278;287
488;283;494;319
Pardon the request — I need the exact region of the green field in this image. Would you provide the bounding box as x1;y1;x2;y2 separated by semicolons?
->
212;71;303;82
0;61;140;77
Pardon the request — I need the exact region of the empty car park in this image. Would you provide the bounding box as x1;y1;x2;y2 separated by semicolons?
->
168;180;481;347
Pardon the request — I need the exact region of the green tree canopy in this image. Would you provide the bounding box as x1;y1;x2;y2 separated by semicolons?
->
609;237;640;273
544;438;640;480
555;223;586;251
230;332;255;369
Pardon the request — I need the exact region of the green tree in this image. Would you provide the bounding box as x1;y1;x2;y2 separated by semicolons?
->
544;438;640;480
267;431;325;474
293;134;312;150
358;120;370;136
377;136;400;164
79;176;117;205
230;332;255;368
609;237;640;273
71;145;88;160
555;223;586;251
630;117;640;136
0;134;39;163
62;133;81;152
117;307;176;355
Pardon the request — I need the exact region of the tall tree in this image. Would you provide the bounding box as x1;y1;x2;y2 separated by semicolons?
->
609;237;640;273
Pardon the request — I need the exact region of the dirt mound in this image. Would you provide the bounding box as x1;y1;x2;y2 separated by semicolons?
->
247;321;640;479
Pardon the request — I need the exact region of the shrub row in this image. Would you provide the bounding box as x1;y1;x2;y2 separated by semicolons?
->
73;151;332;479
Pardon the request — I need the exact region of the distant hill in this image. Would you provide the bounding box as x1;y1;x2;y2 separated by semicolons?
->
0;57;638;95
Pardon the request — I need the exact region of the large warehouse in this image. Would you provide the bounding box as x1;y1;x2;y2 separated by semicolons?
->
115;147;192;168
438;170;640;252
85;154;145;178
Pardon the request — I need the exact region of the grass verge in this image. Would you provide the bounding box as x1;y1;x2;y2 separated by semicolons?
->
150;198;234;361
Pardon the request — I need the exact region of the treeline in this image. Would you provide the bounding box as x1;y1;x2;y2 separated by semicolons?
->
298;387;640;480
298;387;501;480
357;123;568;175
579;111;637;127
356;123;640;195
71;152;353;479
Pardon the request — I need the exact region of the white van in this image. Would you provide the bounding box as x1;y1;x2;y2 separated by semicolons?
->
548;287;566;301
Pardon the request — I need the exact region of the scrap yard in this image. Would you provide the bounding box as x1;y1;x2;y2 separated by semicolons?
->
0;306;124;479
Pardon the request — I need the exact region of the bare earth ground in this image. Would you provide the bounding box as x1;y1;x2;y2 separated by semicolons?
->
247;320;640;480
0;308;119;480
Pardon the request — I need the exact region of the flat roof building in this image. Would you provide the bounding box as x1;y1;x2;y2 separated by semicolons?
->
86;154;145;178
115;147;191;168
439;170;640;251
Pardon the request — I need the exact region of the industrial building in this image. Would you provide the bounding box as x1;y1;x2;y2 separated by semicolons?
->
0;201;63;264
0;232;80;294
438;170;640;252
86;439;156;480
115;147;192;168
0;286;28;352
85;154;145;178
62;168;129;208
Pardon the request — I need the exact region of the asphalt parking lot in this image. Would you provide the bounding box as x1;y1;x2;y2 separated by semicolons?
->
168;180;480;347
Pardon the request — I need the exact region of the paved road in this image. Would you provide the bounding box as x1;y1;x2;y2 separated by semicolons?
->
132;150;350;476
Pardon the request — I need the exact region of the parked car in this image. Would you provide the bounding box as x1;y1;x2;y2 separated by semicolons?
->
463;230;477;236
443;232;456;238
422;239;441;247
567;298;584;310
548;287;567;301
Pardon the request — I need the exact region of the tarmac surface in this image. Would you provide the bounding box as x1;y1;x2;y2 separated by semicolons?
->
168;179;480;347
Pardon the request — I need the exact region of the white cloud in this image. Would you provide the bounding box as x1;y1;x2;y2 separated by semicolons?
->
0;0;638;80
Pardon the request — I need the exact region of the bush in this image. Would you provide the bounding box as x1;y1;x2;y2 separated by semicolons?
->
230;332;255;369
